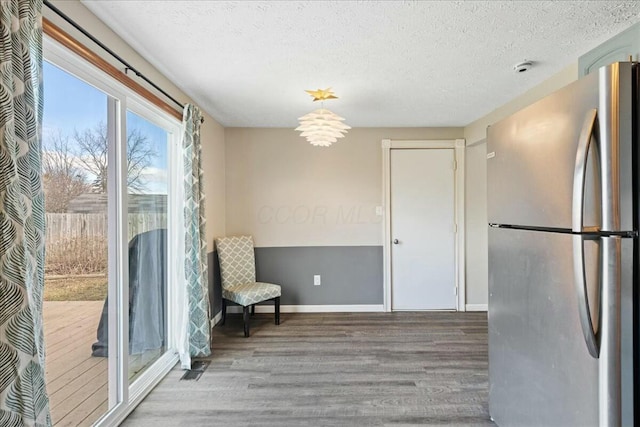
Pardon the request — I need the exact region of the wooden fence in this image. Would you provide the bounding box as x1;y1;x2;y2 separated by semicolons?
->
45;213;167;275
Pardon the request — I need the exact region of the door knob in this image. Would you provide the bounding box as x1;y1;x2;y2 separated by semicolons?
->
393;239;399;244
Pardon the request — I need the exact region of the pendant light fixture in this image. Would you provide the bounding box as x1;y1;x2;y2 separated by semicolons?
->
296;88;350;147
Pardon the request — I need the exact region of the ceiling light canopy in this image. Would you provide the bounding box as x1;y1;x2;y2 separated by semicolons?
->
296;88;350;147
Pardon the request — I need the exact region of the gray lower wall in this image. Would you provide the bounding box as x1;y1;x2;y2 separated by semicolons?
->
208;251;223;316
209;246;383;315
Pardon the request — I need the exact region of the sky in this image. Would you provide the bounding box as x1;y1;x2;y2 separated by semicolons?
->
43;60;169;195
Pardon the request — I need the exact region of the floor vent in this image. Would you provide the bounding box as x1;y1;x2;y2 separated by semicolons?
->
180;360;210;381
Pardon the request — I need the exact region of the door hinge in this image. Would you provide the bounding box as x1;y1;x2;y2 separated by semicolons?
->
453;160;457;170
453;223;458;233
454;287;458;296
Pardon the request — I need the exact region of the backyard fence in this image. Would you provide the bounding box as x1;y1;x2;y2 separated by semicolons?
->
45;213;167;275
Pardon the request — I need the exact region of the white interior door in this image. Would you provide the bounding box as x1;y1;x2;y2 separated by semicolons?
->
391;149;456;310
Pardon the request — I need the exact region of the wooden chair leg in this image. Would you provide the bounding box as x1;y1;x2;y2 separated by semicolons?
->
251;304;255;316
243;305;250;337
275;297;280;325
221;298;226;326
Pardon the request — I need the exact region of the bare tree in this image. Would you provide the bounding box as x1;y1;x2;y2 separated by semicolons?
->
126;127;156;193
73;122;156;193
42;132;91;212
73;123;108;193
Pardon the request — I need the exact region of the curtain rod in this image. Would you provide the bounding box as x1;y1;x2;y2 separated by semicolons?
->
43;0;204;123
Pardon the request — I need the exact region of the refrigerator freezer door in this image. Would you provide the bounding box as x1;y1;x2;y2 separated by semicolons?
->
489;227;599;426
487;62;635;232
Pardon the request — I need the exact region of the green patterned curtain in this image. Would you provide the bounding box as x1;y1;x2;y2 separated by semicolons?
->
182;104;211;360
0;0;51;426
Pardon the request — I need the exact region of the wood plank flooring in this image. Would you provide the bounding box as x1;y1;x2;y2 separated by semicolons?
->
123;312;492;427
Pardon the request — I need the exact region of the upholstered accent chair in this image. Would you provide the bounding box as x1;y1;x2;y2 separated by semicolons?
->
215;235;281;337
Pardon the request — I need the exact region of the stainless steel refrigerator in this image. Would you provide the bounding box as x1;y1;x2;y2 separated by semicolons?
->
487;62;637;426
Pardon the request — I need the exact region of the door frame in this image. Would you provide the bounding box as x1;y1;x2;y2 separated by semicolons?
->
382;139;466;312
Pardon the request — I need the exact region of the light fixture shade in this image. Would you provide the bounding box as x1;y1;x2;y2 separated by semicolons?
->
296;108;351;147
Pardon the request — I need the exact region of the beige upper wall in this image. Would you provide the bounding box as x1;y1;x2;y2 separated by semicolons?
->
225;127;463;247
464;62;578;145
45;1;226;243
465;141;488;306
200;125;225;244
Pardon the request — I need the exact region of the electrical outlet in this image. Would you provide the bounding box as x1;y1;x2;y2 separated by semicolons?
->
314;275;321;286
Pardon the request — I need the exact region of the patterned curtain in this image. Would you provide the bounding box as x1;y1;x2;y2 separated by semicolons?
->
182;104;211;363
0;0;51;426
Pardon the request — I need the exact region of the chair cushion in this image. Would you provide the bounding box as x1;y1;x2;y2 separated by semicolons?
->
222;282;281;307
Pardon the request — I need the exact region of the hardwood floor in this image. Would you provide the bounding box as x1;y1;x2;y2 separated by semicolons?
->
123;312;492;426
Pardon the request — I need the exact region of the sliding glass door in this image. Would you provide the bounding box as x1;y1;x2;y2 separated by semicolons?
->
43;37;181;426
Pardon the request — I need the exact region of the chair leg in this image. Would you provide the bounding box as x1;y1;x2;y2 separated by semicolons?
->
221;298;226;326
251;304;255;316
243;305;250;337
275;297;280;325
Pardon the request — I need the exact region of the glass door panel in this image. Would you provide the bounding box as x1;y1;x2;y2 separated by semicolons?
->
42;60;116;426
125;110;169;382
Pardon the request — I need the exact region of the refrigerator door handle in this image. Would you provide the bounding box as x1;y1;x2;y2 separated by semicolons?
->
572;235;600;358
571;108;600;359
572;108;598;234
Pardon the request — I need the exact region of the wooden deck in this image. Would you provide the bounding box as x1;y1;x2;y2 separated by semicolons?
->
44;301;108;427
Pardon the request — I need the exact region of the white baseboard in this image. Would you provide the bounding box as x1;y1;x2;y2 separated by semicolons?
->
223;304;384;314
465;304;488;312
211;311;223;327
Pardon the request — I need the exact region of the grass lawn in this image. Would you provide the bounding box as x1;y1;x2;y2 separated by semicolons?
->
44;275;107;301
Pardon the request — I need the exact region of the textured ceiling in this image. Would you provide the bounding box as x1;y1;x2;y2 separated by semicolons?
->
82;1;640;127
